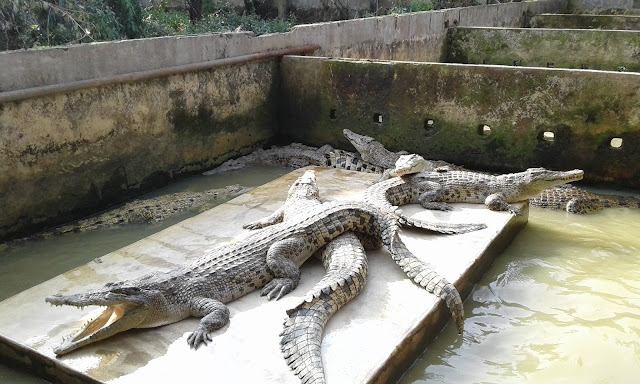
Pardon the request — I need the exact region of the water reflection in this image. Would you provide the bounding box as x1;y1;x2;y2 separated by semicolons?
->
400;207;640;384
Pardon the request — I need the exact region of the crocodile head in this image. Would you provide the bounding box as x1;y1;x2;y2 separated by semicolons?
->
343;128;375;155
512;167;584;199
46;282;174;356
287;170;319;201
394;154;431;176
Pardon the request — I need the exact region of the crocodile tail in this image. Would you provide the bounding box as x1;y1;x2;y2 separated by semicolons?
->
280;234;368;384
399;216;487;234
389;235;465;333
325;150;385;174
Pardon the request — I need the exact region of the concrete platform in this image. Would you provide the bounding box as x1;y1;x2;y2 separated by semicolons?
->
0;167;527;383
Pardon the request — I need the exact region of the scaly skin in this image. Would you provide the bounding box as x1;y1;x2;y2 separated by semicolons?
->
45;198;406;356
363;176;487;333
411;168;584;215
244;170;373;384
530;184;640;213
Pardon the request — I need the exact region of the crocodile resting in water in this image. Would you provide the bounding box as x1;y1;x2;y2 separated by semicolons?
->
529;184;640;214
45;179;433;356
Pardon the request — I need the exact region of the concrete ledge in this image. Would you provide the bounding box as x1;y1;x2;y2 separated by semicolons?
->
531;13;640;29
446;27;640;72
0;167;526;383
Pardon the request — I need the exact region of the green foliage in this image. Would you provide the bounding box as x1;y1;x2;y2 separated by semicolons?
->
0;0;142;50
141;1;295;38
387;0;434;14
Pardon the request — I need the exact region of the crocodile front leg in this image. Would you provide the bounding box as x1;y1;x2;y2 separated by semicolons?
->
187;297;231;349
417;181;454;211
261;235;306;300
243;208;284;229
485;193;522;215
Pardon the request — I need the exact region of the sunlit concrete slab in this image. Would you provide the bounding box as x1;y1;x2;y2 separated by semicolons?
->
0;167;527;383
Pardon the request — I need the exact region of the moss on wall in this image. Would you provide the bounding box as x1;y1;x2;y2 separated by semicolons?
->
280;56;640;187
446;27;640;71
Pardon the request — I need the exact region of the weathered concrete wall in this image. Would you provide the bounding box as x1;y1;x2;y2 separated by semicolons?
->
570;0;634;10
0;0;566;92
0;1;569;241
0;60;278;241
531;13;640;29
280;56;640;188
446;27;640;71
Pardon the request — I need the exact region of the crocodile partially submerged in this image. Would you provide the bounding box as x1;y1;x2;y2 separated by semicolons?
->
8;185;252;244
45;187;421;356
530;184;640;214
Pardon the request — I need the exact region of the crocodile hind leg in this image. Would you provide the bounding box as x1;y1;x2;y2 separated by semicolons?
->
281;233;369;384
262;235;308;300
187;297;231;349
416;181;455;211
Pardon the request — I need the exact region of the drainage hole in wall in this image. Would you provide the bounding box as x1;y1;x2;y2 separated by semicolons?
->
329;109;337;121
618;66;627;72
373;113;383;124
424;118;435;131
610;137;623;148
542;131;555;142
547;62;555;68
477;124;492;136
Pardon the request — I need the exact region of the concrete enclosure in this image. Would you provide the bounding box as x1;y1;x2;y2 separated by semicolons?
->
0;0;569;242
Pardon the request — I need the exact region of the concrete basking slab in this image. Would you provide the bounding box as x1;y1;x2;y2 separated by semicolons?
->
531;13;640;30
0;167;526;383
446;27;640;72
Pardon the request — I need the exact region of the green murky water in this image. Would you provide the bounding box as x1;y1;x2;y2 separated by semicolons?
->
400;206;640;384
1;172;638;383
0;166;289;383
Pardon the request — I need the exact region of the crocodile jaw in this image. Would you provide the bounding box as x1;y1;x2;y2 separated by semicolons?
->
519;168;584;199
50;302;145;356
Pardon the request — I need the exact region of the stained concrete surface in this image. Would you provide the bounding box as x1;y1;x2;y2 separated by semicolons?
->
0;167;526;383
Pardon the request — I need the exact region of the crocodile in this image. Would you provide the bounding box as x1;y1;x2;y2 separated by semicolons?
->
243;170;373;384
45;191;418;356
7;185;252;244
387;168;584;216
342;129;631;215
245;170;484;383
530;184;640;214
203;143;337;175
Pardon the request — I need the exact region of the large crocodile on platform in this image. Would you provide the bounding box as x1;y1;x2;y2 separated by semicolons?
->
45;183;435;356
244;170;373;384
245;170;480;384
341;129;636;214
382;168;584;216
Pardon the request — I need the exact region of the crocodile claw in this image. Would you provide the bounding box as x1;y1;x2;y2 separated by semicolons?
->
187;327;212;349
261;278;296;300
